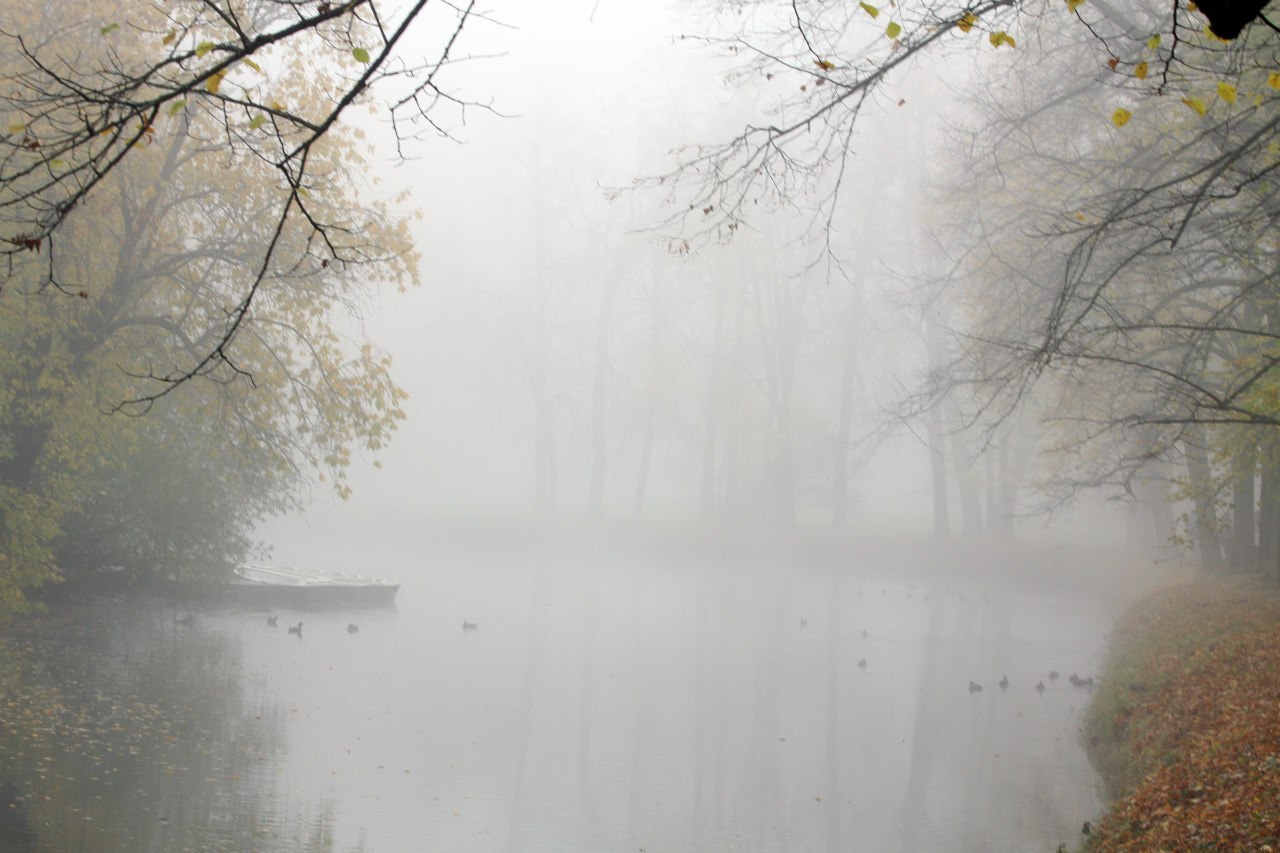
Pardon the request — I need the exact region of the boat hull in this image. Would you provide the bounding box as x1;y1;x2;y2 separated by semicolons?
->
223;564;399;608
222;581;399;608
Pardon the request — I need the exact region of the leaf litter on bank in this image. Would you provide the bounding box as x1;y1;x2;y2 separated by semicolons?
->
1084;577;1280;851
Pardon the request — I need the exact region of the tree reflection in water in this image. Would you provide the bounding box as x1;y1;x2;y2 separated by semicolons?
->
0;603;349;853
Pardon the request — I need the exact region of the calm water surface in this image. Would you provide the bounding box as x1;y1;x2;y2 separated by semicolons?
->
1;531;1114;852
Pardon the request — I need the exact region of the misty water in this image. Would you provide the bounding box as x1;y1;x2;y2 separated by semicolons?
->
1;526;1119;852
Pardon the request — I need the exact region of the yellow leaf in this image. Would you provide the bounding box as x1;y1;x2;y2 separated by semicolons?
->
1182;96;1207;115
815;59;835;71
242;57;262;73
886;20;902;38
1112;107;1131;127
249;114;267;130
1135;61;1148;79
8;123;25;134
989;31;1016;48
1147;34;1161;49
1217;81;1237;103
195;40;216;57
1187;0;1197;9
1065;0;1084;11
957;12;978;31
205;69;225;94
163;29;176;46
860;2;880;17
1269;72;1280;90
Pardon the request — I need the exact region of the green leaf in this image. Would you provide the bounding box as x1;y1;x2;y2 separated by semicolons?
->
100;23;120;35
195;41;216;57
859;2;880;17
352;47;370;63
242;57;262;73
1216;81;1237;103
205;70;225;94
988;30;1016;48
885;20;902;38
248;114;267;130
1147;34;1161;49
167;99;187;116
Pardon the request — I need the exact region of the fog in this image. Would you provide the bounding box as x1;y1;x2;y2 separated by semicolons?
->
2;0;1188;850
236;4;1146;850
263;1;1131;540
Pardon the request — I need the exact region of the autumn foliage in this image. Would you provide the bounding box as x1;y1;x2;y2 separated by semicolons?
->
1084;578;1280;851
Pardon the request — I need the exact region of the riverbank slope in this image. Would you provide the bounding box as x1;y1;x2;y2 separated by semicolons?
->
1083;576;1280;850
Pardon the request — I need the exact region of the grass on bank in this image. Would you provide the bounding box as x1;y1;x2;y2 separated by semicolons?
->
1082;576;1280;851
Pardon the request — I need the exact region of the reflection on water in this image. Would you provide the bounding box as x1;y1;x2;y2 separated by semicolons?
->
2;536;1112;852
0;607;340;852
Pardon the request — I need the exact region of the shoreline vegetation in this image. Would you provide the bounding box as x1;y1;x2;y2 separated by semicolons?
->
1081;576;1280;851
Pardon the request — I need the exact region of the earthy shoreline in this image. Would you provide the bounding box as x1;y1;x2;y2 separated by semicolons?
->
1081;576;1280;851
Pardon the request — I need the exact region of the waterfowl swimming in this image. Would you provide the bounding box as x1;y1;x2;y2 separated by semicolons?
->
857;658;868;670
969;680;983;693
175;614;195;627
861;629;869;638
999;675;1009;689
1036;681;1046;693
462;621;477;631
266;616;278;627
347;623;359;634
1049;671;1060;680
288;622;303;637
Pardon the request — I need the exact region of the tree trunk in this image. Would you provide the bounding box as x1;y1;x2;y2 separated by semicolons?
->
632;288;664;519
925;404;950;540
831;337;857;528
698;280;728;521
720;279;749;519
587;283;617;516
1183;426;1224;572
1257;438;1280;582
923;312;950;540
1227;439;1257;572
946;408;984;536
